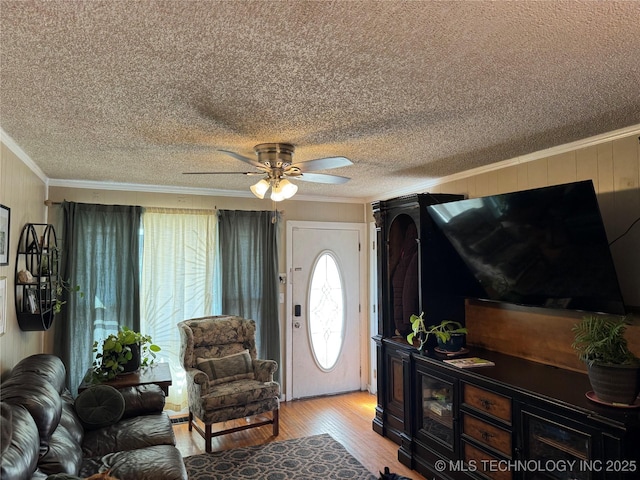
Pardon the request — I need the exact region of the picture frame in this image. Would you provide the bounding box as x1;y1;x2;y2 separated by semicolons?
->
0;204;9;266
26;288;39;314
0;276;6;335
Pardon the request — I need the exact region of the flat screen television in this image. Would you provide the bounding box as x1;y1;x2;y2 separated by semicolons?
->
426;180;626;315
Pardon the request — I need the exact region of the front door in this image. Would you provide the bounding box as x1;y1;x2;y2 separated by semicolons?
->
286;222;364;399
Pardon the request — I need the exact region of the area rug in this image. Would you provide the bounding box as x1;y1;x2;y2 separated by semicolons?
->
184;433;377;479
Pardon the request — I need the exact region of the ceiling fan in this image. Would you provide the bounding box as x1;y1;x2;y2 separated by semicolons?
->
183;143;352;201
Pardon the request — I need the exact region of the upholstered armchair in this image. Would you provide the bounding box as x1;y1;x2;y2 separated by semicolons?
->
177;315;280;452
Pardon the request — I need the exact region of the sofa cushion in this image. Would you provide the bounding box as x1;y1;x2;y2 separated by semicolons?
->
80;444;187;480
197;349;254;385
0;402;11;454
0;373;62;451
59;391;84;445
37;424;83;476
81;412;176;458
0;403;40;480
45;475;83;480
74;385;125;430
10;354;67;395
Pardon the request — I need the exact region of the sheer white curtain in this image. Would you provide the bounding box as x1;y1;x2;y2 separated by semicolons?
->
140;208;221;411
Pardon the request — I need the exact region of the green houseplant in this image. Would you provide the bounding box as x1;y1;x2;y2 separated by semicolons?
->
406;313;468;352
53;278;83;314
88;327;161;382
572;315;640;405
427;319;468;352
407;312;428;350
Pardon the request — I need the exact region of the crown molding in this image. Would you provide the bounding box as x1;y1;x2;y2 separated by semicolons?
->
46;178;366;204
5;123;638;207
1;128;48;184
366;123;640;204
1;127;365;204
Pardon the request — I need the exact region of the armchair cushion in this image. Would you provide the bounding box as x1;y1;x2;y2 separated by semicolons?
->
74;386;125;430
201;379;280;410
196;349;254;385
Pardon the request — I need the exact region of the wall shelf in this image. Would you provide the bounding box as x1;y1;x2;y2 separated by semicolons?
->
14;223;59;331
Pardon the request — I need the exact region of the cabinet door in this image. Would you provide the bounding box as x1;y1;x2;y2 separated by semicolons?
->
521;410;593;480
415;364;457;454
383;344;407;444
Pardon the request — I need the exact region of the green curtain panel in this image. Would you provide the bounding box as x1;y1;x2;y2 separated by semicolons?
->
218;210;281;377
54;201;142;395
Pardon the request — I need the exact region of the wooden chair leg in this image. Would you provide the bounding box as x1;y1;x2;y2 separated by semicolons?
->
205;423;212;453
273;408;279;436
188;411;193;431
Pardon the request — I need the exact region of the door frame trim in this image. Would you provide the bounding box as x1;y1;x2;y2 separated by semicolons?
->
284;220;367;401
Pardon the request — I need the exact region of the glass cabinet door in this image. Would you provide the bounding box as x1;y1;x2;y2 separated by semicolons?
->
522;411;592;480
418;369;455;449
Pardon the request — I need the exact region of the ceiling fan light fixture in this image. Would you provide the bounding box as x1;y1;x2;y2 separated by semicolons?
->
184;143;351;201
279;178;298;199
270;178;298;202
270;182;285;202
250;179;270;199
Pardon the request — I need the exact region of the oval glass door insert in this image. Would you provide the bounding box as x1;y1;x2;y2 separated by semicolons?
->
308;251;345;371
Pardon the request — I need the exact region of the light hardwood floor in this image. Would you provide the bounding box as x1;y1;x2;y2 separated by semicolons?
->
172;390;425;479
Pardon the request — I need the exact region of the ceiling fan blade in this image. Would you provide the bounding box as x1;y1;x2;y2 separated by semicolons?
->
182;171;263;175
217;149;263;168
293;172;351;184
291;156;353;172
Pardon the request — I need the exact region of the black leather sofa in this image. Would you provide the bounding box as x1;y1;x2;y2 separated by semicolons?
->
0;354;188;480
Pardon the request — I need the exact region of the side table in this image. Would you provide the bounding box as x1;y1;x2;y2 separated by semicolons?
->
78;362;172;396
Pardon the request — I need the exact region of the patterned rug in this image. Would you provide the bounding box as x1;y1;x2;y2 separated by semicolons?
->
183;433;377;479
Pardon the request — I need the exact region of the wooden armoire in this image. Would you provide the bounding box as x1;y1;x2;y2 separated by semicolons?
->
371;192;477;444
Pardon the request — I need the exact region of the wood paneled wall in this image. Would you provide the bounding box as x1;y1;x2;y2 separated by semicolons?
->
432;133;640;307
430;131;640;370
466;300;640;373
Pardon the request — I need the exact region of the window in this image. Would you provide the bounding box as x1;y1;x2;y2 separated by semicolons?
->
308;251;345;371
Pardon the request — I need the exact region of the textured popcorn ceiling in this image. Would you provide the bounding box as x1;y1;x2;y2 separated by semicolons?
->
1;1;639;201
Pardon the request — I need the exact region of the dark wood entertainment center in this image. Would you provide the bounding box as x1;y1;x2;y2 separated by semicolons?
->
371;194;640;480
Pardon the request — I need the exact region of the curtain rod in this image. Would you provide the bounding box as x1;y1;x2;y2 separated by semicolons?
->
45;200;284;216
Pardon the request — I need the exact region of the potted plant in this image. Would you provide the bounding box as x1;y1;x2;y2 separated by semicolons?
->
406;313;468;352
429;319;468;352
571;315;640;405
407;312;429;351
88;327;161;382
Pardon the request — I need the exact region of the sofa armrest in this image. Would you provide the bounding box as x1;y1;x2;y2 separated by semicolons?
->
253;359;277;382
184;367;210;396
120;384;166;418
0;403;40;480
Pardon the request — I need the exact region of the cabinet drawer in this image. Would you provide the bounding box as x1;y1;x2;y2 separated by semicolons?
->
463;414;512;456
464;383;512;424
464;441;513;480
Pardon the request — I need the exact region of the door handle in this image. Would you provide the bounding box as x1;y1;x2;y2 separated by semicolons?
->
294;304;301;316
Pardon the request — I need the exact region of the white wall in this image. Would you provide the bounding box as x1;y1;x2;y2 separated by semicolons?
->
0;140;48;377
